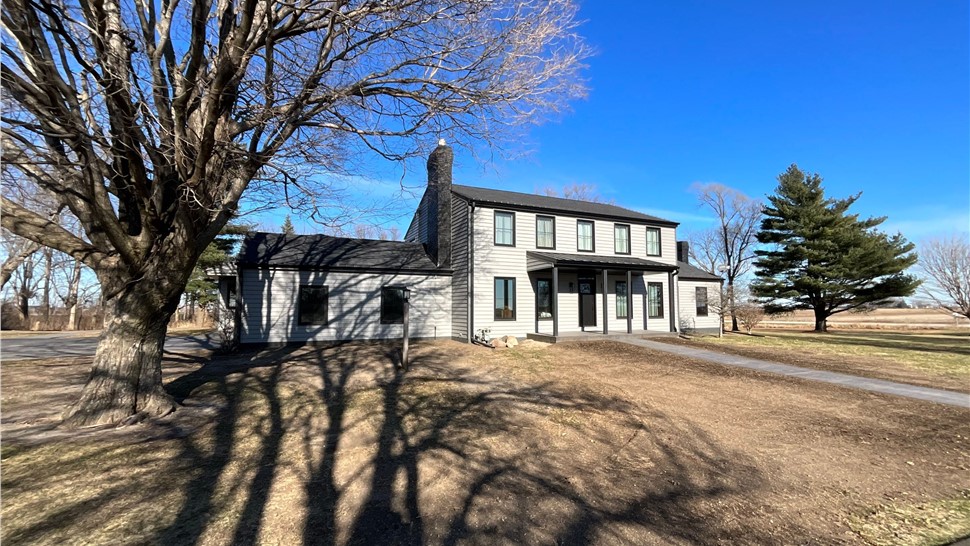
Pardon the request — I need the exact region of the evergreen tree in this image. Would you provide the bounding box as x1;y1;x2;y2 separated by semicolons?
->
184;223;251;312
752;165;920;332
281;216;296;235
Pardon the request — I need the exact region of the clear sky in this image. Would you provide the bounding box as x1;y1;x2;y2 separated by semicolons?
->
268;1;969;242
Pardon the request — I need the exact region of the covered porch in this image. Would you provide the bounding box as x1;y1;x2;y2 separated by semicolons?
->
525;251;679;337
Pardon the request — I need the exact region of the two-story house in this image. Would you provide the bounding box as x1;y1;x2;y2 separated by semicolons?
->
229;142;721;345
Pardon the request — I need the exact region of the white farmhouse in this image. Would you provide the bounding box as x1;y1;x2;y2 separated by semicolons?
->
227;142;722;345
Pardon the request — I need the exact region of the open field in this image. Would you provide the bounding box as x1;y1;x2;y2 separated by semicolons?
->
663;330;970;394
2;340;969;545
760;308;970;330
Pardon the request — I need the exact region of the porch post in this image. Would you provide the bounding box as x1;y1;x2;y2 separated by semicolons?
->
626;269;633;334
552;266;559;337
602;268;609;335
668;270;677;333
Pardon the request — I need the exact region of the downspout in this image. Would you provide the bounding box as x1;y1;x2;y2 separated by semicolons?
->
468;200;475;343
234;263;243;347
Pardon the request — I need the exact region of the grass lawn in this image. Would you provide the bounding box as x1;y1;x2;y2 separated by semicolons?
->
664;329;970;394
2;340;969;545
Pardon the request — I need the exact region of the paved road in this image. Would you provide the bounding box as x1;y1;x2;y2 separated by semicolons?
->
620;337;970;409
0;332;219;361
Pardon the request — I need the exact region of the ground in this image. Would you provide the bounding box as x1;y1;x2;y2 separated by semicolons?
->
659;329;970;394
2;339;968;545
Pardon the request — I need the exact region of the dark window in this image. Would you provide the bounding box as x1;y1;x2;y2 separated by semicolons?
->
646;228;661;256
381;287;406;324
614;224;631;254
536;279;553;320
647;282;664;319
696;287;709;317
577;220;594;252
298;285;328;326
536;216;556;249
616;281;628;318
494;277;516;320
494;211;515;246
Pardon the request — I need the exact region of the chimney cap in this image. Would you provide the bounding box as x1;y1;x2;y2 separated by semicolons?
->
437;138;447;147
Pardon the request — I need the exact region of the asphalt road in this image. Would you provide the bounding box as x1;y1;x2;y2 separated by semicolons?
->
0;332;219;361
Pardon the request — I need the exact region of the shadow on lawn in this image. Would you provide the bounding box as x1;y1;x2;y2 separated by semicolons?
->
137;340;784;546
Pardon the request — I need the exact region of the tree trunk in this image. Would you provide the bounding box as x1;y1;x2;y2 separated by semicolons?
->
814;308;828;332
42;248;53;327
62;273;183;427
65;260;82;331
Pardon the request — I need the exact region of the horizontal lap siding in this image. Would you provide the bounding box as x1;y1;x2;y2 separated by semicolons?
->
240;268;451;343
473;207;533;338
678;280;722;332
644;272;672;332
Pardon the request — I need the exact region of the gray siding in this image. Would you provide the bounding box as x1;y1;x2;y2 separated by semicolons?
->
404;191;434;244
677;279;723;334
450;194;470;340
240;268;451;343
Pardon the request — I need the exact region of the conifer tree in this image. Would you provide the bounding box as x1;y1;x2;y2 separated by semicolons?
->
281;216;296;236
752;165;920;332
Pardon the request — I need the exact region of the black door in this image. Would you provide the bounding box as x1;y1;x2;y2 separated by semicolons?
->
578;275;596;327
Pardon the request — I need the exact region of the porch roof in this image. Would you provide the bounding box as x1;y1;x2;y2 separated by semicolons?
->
526;251;676;272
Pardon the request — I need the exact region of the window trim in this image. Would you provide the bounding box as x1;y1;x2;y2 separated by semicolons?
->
615;280;629;319
380;286;406;324
646;227;662;257
696;286;709;317
494;277;517;321
298;285;329;326
536;278;553;321
577;219;595;253
614;223;631;255
647;282;664;319
494;210;516;247
536;215;556;250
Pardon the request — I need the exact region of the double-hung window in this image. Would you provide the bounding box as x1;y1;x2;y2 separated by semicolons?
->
494;211;515;246
616;281;628;318
696;287;709;317
298;285;329;326
646;228;661;256
380;287;406;324
647;282;664;319
536;216;555;249
494;277;516;320
577;220;594;252
614;224;630;254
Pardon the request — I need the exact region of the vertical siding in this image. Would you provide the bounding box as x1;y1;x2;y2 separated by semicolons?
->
240;268;452;343
450;194;470;340
677;280;723;333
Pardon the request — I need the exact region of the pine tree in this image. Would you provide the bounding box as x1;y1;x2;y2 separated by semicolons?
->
281;215;296;235
751;165;920;332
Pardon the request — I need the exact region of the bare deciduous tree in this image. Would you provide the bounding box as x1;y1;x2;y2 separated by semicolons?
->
919;235;970;319
540;182;614;203
688;183;761;331
1;0;589;426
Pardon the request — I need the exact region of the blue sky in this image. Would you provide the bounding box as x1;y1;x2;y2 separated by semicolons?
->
266;1;969;241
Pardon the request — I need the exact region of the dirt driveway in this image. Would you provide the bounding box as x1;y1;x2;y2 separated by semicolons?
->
2;340;968;545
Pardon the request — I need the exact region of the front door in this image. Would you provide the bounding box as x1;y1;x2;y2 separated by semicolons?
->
578;275;596;327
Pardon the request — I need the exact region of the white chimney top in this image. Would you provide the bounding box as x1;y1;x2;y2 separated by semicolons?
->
438;138;447;146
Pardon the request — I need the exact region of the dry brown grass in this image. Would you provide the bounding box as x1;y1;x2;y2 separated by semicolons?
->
2;340;969;545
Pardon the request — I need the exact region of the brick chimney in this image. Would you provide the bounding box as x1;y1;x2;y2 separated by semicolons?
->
427;139;452;268
676;241;689;263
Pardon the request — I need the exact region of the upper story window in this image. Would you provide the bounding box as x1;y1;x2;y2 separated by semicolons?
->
696;287;709;317
577;220;594;252
536;216;555;249
646;228;661;256
298;285;329;326
494;211;515;246
614;224;631;254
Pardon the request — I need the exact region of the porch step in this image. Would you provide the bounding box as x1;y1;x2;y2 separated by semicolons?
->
526;331;678;344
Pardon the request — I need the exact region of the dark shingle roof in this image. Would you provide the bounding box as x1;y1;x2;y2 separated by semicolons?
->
238;233;444;273
677;261;723;282
527;251;675;271
451;185;677;226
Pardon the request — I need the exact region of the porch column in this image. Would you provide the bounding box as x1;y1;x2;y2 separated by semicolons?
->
602;268;609;335
626;269;633;334
668;270;677;333
552;266;559;337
